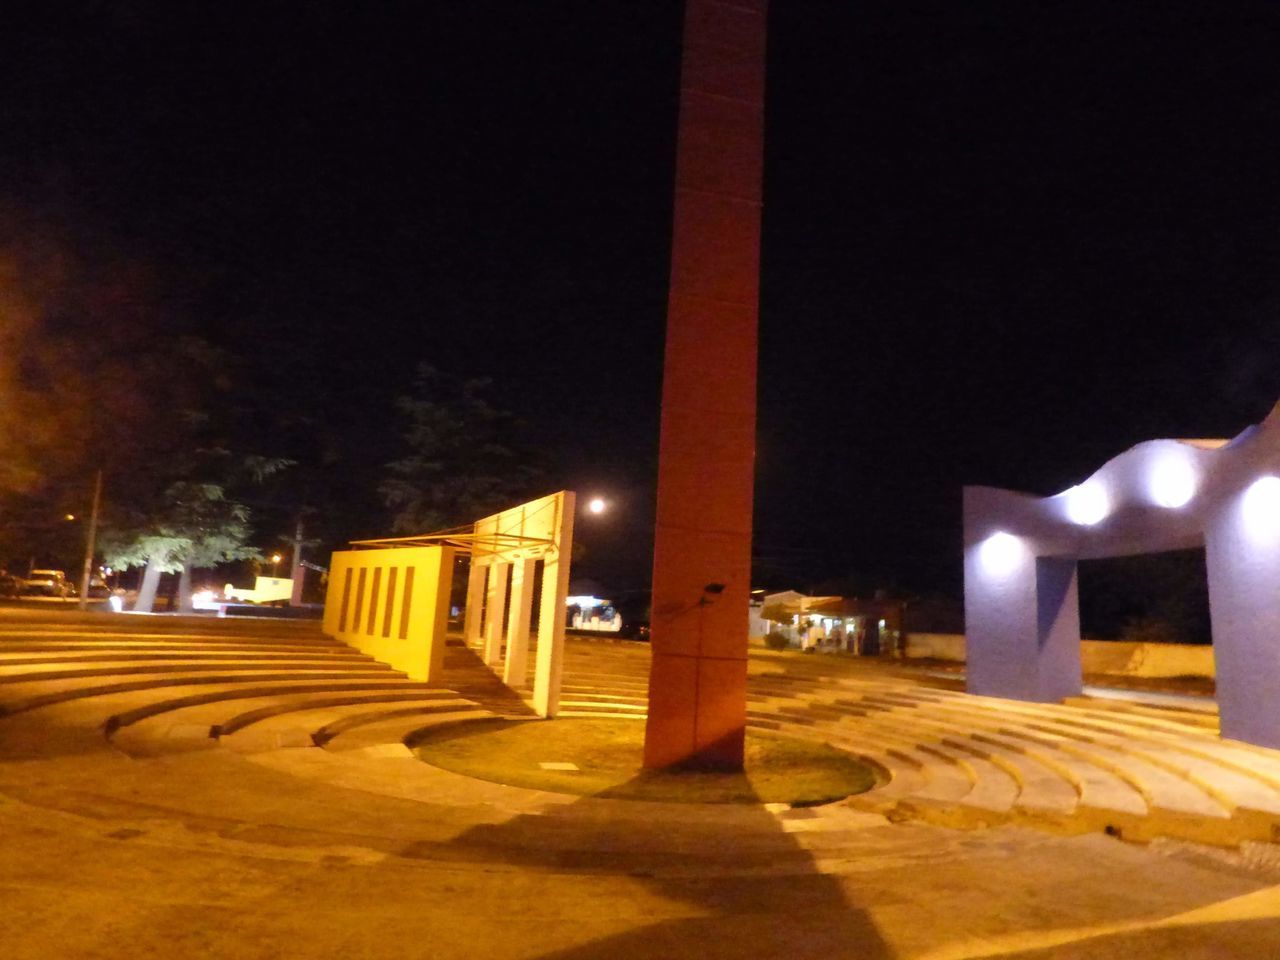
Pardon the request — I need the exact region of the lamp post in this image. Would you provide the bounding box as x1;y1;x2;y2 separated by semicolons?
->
271;553;282;577
77;470;102;611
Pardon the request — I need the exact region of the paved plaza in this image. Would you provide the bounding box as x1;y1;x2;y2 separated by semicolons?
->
3;609;1280;958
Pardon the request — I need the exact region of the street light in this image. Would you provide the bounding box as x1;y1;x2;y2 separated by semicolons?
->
587;497;607;515
271;553;283;576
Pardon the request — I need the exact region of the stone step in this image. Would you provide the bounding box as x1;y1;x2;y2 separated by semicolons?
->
0;661;398;688
819;700;1141;818
946;734;1079;816
1002;715;1280;817
837;712;1033;814
556;709;649;720
312;702;492;745
553;691;647;705
0;650;374;666
1063;695;1219;729
868;699;1152;810
826;717;980;804
1;670;407;719
854;698;1199;821
221;700;484;753
971;730;1146;818
105;682;450;741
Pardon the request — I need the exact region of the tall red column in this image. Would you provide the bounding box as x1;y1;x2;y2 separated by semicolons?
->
644;0;767;770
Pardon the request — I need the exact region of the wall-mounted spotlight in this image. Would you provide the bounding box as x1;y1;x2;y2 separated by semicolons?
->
1243;475;1280;540
979;532;1024;578
1149;456;1197;508
1065;482;1109;526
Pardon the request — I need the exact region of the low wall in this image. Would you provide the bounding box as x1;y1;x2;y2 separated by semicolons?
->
903;633;1216;679
904;633;967;662
1080;640;1215;679
324;545;453;683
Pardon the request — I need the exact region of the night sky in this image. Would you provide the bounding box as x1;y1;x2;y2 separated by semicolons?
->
5;2;1279;601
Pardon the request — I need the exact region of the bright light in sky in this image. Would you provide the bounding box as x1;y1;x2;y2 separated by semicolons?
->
1065;482;1109;526
587;497;607;515
1243;476;1280;539
1149;456;1197;508
979;532;1024;578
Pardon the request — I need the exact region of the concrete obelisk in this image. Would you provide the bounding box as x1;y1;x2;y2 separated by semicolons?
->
644;0;768;770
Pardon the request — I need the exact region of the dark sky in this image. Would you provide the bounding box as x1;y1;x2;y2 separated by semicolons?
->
5;2;1279;599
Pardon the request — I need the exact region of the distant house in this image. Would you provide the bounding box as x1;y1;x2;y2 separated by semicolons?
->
752;590;906;656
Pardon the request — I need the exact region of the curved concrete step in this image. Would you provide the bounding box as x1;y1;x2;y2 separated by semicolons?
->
220;699;486;754
0;650;376;667
851;697;1228;823
931;698;1280;823
105;686;459;755
0;670;403;717
0;660;398;686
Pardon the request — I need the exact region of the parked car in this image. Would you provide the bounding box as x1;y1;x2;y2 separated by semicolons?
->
24;569;73;598
0;572;21;599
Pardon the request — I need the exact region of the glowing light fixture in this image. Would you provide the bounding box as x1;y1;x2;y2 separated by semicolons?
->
979;532;1024;577
587;497;607;515
1065;482;1109;526
1150;456;1197;508
1242;476;1280;539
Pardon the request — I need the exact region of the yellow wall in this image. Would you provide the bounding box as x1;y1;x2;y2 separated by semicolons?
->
903;632;1216;679
323;545;454;683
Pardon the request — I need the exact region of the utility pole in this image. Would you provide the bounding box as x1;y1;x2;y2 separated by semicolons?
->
78;470;103;611
287;516;306;606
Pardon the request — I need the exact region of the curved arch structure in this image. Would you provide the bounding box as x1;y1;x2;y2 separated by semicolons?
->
964;402;1280;748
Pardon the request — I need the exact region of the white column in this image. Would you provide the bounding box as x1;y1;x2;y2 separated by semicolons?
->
482;562;510;666
502;558;536;687
533;495;575;717
463;560;486;649
1207;485;1280;749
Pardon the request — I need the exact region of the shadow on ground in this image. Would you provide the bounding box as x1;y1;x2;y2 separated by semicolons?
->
448;762;895;960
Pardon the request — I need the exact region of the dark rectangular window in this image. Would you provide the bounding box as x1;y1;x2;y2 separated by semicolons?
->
353;568;368;633
399;566;415;639
339;568;354;632
367;568;382;635
383;567;398;638
529;560;545;632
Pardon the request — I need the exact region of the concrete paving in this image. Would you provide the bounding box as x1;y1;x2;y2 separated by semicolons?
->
3;609;1280;958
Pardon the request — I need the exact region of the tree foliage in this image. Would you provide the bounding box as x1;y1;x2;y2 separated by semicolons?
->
381;364;540;534
0;215;188;566
0;211;290;580
103;481;264;574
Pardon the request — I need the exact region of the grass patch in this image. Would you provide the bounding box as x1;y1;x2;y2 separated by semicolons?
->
410;717;878;805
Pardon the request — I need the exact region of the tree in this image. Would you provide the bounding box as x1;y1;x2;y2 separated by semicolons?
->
102;415;293;612
381;364;541;533
103;479;267;612
0;208;297;600
0;213;192;569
